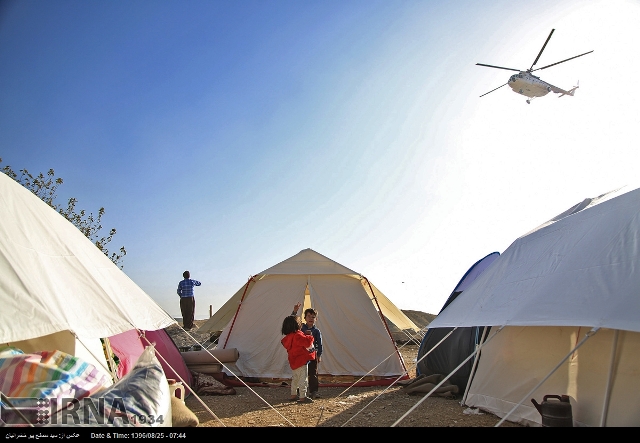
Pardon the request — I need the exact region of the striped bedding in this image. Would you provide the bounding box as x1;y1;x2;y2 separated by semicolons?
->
0;346;109;402
0;345;170;427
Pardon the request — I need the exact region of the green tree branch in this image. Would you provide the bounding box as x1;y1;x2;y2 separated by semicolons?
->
1;158;127;268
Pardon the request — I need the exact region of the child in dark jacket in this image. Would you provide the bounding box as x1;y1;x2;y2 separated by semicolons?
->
281;315;316;403
292;302;323;398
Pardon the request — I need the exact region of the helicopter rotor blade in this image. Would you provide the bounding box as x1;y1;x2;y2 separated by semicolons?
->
531;50;594;72
476;63;521;72
530;29;555;70
479;82;508;98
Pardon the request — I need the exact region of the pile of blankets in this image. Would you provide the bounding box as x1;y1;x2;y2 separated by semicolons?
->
0;346;170;427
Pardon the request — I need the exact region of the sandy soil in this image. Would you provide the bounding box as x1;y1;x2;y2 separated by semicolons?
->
167;322;523;427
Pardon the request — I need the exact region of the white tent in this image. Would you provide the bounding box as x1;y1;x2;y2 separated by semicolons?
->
428;185;640;426
0;172;174;378
200;248;418;379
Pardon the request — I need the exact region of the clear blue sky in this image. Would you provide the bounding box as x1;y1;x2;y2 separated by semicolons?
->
2;0;639;319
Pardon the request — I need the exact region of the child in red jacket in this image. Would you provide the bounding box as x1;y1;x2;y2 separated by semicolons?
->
281;315;316;403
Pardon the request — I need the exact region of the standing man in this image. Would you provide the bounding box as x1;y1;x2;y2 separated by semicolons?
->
292;302;323;399
177;271;201;331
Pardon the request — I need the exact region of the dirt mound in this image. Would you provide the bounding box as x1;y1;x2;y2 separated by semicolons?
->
386;310;437;343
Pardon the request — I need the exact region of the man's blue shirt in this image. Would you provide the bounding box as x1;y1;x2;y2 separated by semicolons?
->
177;279;201;298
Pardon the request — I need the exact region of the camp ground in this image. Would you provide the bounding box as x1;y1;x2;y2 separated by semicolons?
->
3;163;640;428
0;170;424;428
181;181;640;428
0;168;422;428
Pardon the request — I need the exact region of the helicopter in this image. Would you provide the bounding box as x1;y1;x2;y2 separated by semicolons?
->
477;29;593;104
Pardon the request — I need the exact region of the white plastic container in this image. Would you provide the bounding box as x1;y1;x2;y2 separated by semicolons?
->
167;379;185;403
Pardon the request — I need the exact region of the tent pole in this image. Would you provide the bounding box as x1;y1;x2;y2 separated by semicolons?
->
461;325;488;406
75;333;119;382
391;325;505;427
495;327;600;427
101;337;120;382
222;275;256;349
600;329;619;427
363;275;407;374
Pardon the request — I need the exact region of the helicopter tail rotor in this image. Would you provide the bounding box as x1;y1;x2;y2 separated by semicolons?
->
570;80;580;96
558;81;579;98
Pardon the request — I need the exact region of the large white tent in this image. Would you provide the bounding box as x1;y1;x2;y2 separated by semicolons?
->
0;172;175;377
200;248;418;379
428;185;640;426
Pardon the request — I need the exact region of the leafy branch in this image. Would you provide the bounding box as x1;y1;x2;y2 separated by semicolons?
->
1;158;126;268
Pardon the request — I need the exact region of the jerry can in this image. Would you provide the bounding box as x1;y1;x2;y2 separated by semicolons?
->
168;379;185;403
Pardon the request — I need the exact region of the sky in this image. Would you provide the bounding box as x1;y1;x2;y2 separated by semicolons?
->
1;0;639;320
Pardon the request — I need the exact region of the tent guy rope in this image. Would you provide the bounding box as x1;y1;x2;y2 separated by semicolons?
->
392;326;505;427
494;327;599;427
139;332;227;427
341;326;458;427
157;326;296;427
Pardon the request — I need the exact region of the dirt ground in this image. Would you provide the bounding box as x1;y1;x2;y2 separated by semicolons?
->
167;322;523;428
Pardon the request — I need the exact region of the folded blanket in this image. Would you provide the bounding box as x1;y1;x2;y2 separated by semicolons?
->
0;346;109;402
1;346;170;427
48;346;172;427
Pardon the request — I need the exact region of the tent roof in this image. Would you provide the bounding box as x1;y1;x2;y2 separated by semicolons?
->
451;252;500;294
438;252;500;314
200;248;418;334
429;185;640;333
258;248;358;275
0;173;174;343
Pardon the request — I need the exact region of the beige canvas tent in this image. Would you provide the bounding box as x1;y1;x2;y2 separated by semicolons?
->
0;172;175;381
428;185;640;426
199;248;418;379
